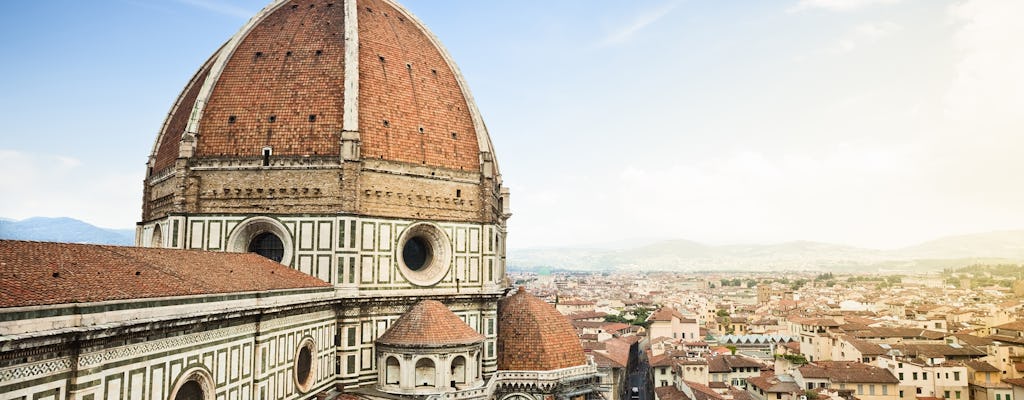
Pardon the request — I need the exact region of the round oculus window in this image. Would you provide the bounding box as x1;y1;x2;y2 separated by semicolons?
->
294;338;317;392
248;232;284;263
396;223;451;287
402;236;432;271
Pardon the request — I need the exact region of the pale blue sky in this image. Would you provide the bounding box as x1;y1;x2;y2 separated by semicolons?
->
2;0;1022;250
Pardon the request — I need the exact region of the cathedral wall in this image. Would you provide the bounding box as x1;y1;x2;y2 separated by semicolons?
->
140;214;505;294
189;167;346;215
0;308;336;400
357;161;486;223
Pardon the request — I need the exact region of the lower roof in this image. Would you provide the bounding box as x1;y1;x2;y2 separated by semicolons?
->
0;240;331;308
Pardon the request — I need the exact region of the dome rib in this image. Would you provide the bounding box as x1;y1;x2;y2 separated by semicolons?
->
497;287;587;371
371;0;500;176
377;300;485;347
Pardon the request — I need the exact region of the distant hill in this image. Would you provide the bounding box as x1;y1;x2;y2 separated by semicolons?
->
0;217;134;246
509;231;1024;273
890;231;1024;260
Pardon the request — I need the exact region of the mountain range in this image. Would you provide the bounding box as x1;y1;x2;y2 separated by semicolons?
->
0;217;134;246
2;217;1022;273
508;231;1024;273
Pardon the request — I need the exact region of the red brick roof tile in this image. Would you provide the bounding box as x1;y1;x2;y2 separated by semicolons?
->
0;240;330;308
377;300;484;346
497;287;587;371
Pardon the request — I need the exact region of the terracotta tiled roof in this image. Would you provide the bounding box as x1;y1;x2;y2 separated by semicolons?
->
891;343;986;358
497;287;587;371
993;320;1024;331
746;373;801;393
377;300;484;347
603;322;633;333
839;336;887;355
962;360;1000;373
1002;378;1024;388
684;381;726;400
953;333;994;346
650;306;687;322
567;311;609;321
851;328;948;340
591;351;625;369
0;240;330;308
655;385;689;400
805;361;900;384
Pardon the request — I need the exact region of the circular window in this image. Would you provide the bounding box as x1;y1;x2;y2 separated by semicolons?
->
248;232;284;262
396;223;452;287
402;236;432;271
294;338;317;393
226;216;294;265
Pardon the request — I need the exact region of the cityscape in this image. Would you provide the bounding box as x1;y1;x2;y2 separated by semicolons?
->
1;0;1023;400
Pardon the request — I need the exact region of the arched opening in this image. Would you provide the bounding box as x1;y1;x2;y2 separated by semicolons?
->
451;355;467;385
174;381;203;400
415;358;436;387
169;368;214;400
249;232;284;262
386;356;401;385
151;225;163;248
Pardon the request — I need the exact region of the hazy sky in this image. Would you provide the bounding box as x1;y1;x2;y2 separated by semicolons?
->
1;0;1021;250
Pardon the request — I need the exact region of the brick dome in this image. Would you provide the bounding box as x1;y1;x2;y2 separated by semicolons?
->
141;0;507;225
149;0;497;174
377;300;484;347
497;287;588;371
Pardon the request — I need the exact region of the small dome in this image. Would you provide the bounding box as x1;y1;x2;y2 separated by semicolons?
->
377;300;484;347
497;287;587;371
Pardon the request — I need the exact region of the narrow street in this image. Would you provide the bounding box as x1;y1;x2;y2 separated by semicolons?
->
625;343;653;400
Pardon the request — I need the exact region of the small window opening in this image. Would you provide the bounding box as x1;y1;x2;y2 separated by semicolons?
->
309;3;315;8
327;3;334;7
255;51;263;58
431;69;437;76
52;272;59;278
262;147;272;166
383;120;390;127
286;51;293;57
451;132;457;139
291;4;298;9
268;115;277;123
456;190;462;198
418;127;425;134
228;115;237;124
315;50;323;56
309;114;317;122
